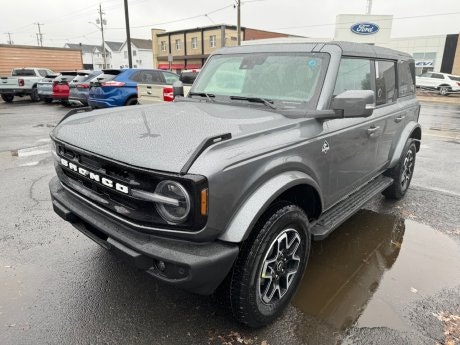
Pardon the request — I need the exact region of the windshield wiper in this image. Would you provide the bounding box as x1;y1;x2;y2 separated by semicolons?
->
229;96;277;110
188;92;215;103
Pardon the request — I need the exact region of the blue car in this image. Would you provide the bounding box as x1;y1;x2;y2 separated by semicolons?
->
88;68;166;108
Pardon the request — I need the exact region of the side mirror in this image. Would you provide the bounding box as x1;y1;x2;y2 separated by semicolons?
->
332;90;375;118
173;81;184;98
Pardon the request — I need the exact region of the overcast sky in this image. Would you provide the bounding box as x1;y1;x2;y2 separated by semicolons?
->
1;0;459;47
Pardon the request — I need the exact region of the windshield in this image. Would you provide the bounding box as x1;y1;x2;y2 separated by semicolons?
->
191;52;328;109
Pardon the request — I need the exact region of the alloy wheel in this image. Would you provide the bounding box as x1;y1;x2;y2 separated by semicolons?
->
258;228;302;304
400;150;414;191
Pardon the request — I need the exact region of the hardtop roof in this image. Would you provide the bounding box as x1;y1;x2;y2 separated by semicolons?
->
215;41;413;61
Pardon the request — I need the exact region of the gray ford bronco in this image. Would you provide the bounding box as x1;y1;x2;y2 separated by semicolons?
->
49;42;421;327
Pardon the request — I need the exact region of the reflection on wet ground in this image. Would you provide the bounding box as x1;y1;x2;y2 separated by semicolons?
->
292;210;460;343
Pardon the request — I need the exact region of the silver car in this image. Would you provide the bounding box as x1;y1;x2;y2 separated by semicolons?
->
37;73;59;103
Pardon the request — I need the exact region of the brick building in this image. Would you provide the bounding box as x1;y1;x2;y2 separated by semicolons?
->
151;25;297;73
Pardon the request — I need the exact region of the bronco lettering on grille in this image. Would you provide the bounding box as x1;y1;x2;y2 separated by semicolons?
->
59;157;129;194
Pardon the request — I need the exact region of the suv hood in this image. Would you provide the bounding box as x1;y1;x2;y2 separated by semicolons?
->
52;102;300;173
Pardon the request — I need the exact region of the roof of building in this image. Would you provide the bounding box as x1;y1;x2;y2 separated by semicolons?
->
155;24;296;37
65;43;101;53
105;41;123;51
130;38;152;50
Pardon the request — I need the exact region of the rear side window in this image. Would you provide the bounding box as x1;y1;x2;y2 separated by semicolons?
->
95;71;120;83
333;58;372;96
12;69;35;76
38;69;49;77
375;60;396;105
398;61;415;97
162;72;179;84
430;73;444;79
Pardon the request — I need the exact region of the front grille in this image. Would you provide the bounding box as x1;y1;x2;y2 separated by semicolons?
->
54;140;207;231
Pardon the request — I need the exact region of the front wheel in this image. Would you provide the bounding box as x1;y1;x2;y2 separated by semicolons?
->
1;94;14;103
439;86;451;96
226;204;310;328
383;139;417;200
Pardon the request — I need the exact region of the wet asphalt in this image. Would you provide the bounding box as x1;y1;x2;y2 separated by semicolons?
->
0;99;459;345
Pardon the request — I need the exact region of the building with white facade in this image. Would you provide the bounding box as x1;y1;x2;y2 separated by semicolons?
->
243;14;460;76
117;38;153;69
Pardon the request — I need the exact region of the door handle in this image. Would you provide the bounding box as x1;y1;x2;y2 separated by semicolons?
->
394;115;406;123
147;91;152;95
367;126;380;136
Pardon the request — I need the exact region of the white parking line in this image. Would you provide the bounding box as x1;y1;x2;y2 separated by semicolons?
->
16;144;51;157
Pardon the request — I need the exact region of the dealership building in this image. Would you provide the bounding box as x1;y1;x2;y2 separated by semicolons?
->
243;14;460;76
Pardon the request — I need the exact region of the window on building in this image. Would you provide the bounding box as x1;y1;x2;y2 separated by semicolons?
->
333;58;372;96
375;60;396;105
210;35;216;48
398;61;415;97
191;37;198;49
161;41;167;51
133;50;137;56
175;39;181;50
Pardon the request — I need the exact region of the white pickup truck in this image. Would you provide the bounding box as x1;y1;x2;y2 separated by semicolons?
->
0;67;55;103
137;69;199;105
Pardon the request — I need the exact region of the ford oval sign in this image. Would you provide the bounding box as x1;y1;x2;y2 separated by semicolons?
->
350;22;380;35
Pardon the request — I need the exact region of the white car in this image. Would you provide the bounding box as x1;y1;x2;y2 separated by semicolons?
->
416;72;460;95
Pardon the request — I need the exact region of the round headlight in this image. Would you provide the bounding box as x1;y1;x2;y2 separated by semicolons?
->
155;180;191;224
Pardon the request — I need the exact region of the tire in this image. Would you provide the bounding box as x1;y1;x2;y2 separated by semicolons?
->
439;86;450;96
125;97;138;106
225;203;311;328
382;139;417;200
30;87;40;102
43;98;53;104
1;94;14;103
61;100;71;107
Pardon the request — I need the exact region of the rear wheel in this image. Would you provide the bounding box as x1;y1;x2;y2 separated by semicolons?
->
30;87;40;102
225;204;311;328
439;86;451;96
383;139;417;200
1;94;14;103
43;98;53;104
125;97;138;106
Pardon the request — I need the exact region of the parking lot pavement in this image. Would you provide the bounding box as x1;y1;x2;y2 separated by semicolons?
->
0;100;459;345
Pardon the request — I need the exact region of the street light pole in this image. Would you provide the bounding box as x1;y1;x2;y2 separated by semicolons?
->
124;0;133;68
98;3;107;69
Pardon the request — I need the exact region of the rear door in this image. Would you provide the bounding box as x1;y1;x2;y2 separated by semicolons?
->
373;60;400;169
135;70;168;103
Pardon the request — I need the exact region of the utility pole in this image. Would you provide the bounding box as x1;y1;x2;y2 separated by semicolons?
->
97;4;107;69
5;32;13;45
36;33;40;46
236;0;241;46
34;23;44;46
124;0;133;68
366;0;373;15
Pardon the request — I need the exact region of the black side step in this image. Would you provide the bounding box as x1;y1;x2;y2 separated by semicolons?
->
311;176;393;240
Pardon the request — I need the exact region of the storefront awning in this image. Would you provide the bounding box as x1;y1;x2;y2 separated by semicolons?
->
186;64;202;69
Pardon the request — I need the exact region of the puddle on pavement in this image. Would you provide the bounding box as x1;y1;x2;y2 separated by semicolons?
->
292;209;460;340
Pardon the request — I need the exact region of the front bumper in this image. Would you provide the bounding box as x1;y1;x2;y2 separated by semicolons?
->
49;176;239;295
